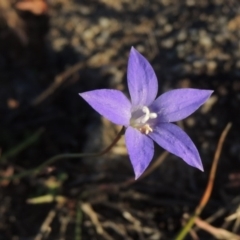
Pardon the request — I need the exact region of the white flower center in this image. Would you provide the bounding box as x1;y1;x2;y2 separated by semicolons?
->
130;106;157;134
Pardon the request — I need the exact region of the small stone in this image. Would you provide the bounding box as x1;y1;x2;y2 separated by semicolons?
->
215;0;224;5
161;0;171;6
193;60;204;69
79;5;91;15
53;38;68;51
161;38;174;49
7;98;19;109
215;34;225;44
189;29;198;41
71;37;79;47
99;17;110;29
176;44;186;58
157;16;167;26
200;95;218;114
83;29;94;39
186;0;195;6
210;117;217;125
185;117;195;127
177;30;187;42
164;24;173;33
207;61;217;73
200;36;212;48
217;53;230;61
228;15;240;31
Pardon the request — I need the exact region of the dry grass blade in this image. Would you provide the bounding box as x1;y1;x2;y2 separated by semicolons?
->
176;122;232;240
0;0;28;44
81;202;114;240
195;217;240;240
34;202;64;240
31;61;86;106
196;122;232;214
194;196;240;232
120;151;169;188
225;205;240;233
140;151;169;179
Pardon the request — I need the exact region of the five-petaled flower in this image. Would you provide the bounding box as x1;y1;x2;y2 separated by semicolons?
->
79;47;213;179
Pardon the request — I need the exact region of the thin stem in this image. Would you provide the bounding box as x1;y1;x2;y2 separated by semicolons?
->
0;127;125;181
175;122;232;240
75;200;82;240
0;128;44;164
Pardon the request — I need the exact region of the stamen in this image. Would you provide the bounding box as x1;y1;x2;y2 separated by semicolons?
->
139;124;153;134
130;106;157;134
149;113;157;119
141;106;150;124
142;106;149;114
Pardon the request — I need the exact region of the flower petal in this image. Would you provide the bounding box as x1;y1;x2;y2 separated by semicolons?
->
125;126;154;179
79;89;131;125
127;47;158;107
149;123;203;171
150;89;213;122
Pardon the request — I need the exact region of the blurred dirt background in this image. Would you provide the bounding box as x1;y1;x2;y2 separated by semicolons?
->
1;0;240;239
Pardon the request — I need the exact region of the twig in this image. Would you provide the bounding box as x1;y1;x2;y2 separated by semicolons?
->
102;221;132;239
232;206;240;233
140;151;169;179
34;202;64;240
0;0;28;44
122;211;145;240
175;122;232;240
31;61;86;106
225;204;240;233
59;213;71;240
120;151;169;188
195;217;240;240
27;195;66;204
81;202;113;240
194;196;240;231
59;213;70;240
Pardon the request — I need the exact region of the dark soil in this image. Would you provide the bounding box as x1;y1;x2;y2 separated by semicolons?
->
1;0;240;239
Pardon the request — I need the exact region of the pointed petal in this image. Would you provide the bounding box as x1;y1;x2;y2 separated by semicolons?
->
150;89;213;122
79;89;131;126
149;123;203;171
127;47;158;107
125;126;154;179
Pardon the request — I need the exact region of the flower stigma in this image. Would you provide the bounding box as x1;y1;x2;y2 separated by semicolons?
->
130;106;157;134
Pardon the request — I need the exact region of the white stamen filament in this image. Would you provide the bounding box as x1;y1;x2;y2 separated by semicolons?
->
130;106;157;135
140;106;157;124
141;106;150;123
149;113;157;119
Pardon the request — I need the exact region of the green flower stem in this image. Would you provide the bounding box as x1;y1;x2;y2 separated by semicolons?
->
0;128;45;164
75;200;83;240
175;213;197;240
0;126;125;181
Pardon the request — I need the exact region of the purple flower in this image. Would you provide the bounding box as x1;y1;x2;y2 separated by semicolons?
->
79;47;213;179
